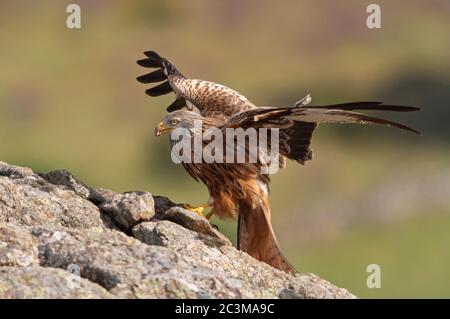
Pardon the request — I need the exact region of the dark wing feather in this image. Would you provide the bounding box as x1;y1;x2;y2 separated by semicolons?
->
144;50;164;61
282;121;316;164
307;101;420;112
289;108;420;134
136;58;162;68
145;81;173;97
166;97;187;112
137;51;185;108
136;69;166;83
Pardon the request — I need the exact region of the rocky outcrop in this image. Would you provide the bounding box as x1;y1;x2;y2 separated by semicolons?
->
0;161;354;299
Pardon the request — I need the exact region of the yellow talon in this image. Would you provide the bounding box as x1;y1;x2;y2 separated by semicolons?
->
183;203;214;219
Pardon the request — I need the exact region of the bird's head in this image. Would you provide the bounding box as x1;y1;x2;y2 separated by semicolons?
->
155;110;202;136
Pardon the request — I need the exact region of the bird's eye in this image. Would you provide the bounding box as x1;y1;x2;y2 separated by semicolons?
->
171;119;178;125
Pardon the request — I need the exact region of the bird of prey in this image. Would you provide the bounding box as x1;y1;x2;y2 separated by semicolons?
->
138;51;420;273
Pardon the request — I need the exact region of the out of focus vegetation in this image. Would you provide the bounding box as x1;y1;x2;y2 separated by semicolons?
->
0;0;449;298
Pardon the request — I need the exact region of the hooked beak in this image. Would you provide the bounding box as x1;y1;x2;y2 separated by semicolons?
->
155;121;172;137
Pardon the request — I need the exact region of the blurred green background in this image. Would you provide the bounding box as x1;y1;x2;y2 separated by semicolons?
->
0;0;449;298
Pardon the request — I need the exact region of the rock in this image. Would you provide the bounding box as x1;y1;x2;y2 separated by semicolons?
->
162;207;230;245
0;266;113;298
132;220;352;298
0;162;34;179
39;169;106;205
153;195;177;216
0;162;106;229
31;224;273;298
0;224;38;267
0;161;355;299
99;192;155;230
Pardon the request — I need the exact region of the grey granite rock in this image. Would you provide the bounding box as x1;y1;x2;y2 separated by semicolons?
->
0;161;355;299
99;191;155;230
0;162;106;229
162;207;230;245
0;266;113;298
153;195;178;216
39;169;106;205
132;220;352;298
0;223;38;267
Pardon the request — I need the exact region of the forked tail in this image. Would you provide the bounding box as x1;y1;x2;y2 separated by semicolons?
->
237;199;296;274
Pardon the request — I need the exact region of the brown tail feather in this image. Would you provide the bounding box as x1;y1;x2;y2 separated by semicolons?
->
237;199;296;274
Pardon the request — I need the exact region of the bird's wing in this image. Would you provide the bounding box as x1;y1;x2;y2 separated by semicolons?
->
287;108;420;134
281;121;317;164
306;101;419;112
137;51;188;112
225;102;420;164
137;51;256;116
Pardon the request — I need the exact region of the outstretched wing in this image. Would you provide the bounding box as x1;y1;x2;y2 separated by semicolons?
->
137;51;187;112
226;102;420;165
137;51;256;116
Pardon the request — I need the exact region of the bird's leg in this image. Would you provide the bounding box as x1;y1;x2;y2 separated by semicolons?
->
205;210;215;220
183;202;214;219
